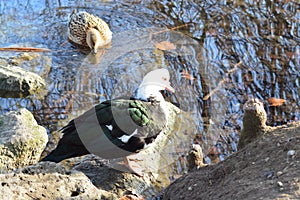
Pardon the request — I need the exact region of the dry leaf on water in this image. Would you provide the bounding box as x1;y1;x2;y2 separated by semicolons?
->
267;97;286;106
181;70;195;81
154;41;176;51
208;146;219;156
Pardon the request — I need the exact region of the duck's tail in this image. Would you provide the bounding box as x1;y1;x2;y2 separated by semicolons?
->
40;122;89;163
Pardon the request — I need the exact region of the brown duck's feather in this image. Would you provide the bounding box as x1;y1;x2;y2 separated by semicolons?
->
68;10;112;47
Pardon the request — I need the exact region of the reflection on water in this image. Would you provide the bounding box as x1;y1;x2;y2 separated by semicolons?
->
152;0;300;160
0;0;299;197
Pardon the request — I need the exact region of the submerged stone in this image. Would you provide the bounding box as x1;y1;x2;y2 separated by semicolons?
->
0;64;46;98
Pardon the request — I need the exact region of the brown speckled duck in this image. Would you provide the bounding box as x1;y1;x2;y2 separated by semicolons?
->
68;9;112;53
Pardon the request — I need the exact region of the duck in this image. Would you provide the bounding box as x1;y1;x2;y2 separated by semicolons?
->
68;9;112;54
41;69;175;173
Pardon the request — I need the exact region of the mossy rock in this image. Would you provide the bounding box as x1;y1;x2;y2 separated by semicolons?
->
0;108;48;171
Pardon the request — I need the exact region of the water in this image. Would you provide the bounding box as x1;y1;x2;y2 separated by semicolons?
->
0;0;299;197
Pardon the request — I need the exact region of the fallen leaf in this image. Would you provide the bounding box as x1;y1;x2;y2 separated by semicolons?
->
181;70;195;81
285;51;295;59
206;29;219;36
154;41;176;51
65;96;75;113
207;147;221;164
208;146;219;155
267;97;286;106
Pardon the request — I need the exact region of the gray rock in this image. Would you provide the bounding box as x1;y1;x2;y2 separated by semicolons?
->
0;108;48;171
0;64;46;97
72;156;153;198
0;162;117;200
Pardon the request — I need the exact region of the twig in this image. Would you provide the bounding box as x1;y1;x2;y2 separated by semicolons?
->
148;23;192;41
203;57;245;101
0;47;51;52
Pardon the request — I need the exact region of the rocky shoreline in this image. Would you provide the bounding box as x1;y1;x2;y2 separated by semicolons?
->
0;101;193;199
0;97;298;199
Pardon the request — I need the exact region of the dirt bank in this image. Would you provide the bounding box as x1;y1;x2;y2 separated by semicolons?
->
163;120;300;199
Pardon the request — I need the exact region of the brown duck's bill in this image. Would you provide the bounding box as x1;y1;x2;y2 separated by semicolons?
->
91;49;98;54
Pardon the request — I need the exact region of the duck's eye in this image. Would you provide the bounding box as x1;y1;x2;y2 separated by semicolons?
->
162;77;167;81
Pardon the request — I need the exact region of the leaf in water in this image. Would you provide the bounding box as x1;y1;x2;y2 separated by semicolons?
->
181;70;195;81
285;51;295;59
65;96;75;113
267;97;286;107
154;41;176;51
207;146;220;163
269;53;280;59
208;146;219;156
206;28;219;36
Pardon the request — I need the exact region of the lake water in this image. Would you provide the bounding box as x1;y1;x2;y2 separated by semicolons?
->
0;0;299;196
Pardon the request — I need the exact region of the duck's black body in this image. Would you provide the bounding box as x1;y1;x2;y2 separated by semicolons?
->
41;98;167;163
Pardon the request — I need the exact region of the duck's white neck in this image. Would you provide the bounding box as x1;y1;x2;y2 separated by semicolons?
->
135;85;169;119
135;85;165;103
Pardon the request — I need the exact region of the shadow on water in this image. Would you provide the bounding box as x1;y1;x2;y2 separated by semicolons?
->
0;0;299;197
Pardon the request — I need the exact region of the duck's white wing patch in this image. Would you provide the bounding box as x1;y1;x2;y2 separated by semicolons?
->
105;125;113;131
118;129;138;143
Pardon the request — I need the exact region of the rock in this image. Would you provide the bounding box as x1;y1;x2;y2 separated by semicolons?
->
0;64;46;97
0;45;51;98
72;155;154;198
0;162;117;200
277;181;283;187
287;150;295;157
276;171;283;177
238;98;271;149
0;108;48;171
7;51;52;77
9;52;40;66
186;144;207;171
